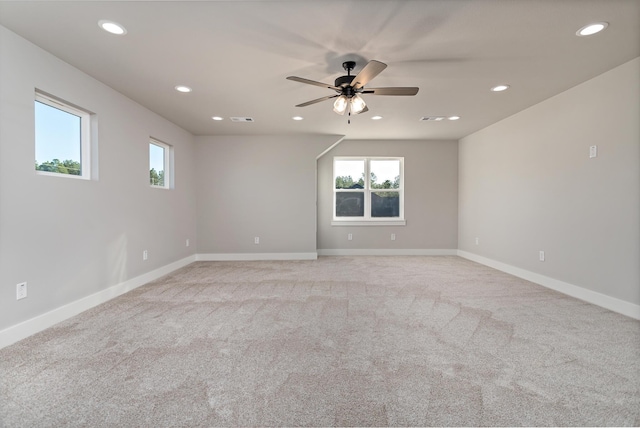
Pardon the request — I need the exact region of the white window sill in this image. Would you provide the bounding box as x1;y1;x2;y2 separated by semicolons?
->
332;219;406;226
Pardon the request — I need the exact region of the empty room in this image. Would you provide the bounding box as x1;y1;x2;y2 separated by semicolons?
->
0;0;638;426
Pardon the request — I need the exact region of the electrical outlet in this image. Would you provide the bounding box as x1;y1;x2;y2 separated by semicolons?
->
391;233;396;241
254;237;260;244
16;282;27;300
348;233;353;241
589;145;597;158
539;250;545;261
186;239;190;247
143;250;148;261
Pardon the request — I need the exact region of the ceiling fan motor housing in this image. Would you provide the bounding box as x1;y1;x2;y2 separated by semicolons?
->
335;75;356;90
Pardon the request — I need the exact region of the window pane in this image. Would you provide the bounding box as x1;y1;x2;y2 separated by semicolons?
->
335;159;365;189
370;159;400;189
35;101;82;175
150;143;165;186
371;191;400;217
336;191;364;217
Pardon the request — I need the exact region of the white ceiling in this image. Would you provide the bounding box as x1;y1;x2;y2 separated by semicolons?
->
1;0;638;140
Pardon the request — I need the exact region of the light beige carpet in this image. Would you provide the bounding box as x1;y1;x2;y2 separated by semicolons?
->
1;256;639;427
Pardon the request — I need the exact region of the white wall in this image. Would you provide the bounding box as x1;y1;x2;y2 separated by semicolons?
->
458;57;640;307
194;135;341;257
318;139;458;252
0;26;198;334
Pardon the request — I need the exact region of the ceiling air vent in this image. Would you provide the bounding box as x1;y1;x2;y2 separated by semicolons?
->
230;117;255;122
420;116;446;121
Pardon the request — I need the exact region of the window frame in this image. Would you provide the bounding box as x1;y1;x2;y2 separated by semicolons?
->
34;91;92;180
332;156;406;226
149;138;172;189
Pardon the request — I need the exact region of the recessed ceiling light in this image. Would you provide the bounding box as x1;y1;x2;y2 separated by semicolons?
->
98;20;127;35
576;22;608;36
448;116;461;121
371;115;383;120
211;116;224;121
491;84;510;92
174;85;192;93
292;116;304;121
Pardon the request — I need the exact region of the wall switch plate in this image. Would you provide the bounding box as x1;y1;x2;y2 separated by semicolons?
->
475;237;479;245
589;145;597;158
186;239;190;247
391;233;396;241
143;250;148;261
539;250;545;261
254;237;260;244
16;282;27;300
347;233;353;241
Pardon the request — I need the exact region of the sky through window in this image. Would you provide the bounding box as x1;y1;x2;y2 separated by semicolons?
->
35;101;81;164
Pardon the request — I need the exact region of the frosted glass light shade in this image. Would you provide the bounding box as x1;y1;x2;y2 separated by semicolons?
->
350;94;366;114
333;95;348;115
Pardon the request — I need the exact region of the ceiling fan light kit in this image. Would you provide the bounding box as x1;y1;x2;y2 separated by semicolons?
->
287;60;419;121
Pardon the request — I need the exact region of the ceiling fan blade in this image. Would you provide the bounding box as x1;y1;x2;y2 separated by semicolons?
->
361;87;419;96
295;94;339;107
287;76;340;91
351;60;387;90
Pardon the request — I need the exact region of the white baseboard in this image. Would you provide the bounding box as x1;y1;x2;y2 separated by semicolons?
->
318;249;458;256
457;250;640;320
0;255;197;350
196;252;318;261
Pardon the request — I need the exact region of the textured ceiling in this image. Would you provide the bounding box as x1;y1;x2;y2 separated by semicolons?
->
1;0;638;139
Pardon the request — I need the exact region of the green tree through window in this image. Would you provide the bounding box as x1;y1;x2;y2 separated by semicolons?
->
36;159;81;175
150;168;165;186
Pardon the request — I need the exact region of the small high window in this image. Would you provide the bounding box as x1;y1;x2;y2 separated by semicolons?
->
35;92;91;179
150;139;172;189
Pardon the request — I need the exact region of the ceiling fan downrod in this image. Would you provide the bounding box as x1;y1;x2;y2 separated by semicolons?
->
335;61;357;89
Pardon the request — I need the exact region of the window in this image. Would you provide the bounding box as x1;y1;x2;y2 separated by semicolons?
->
150;138;172;188
333;157;405;225
35;92;91;179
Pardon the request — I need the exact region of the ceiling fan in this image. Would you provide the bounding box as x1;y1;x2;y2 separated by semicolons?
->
287;60;419;119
